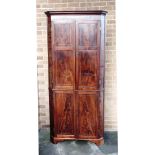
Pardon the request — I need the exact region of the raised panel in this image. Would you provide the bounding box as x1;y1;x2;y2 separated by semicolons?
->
53;50;74;89
54;24;71;46
52;20;75;89
77;92;98;138
77;50;99;90
76;21;100;90
79;23;97;49
77;21;100;50
52;20;75;49
54;91;75;136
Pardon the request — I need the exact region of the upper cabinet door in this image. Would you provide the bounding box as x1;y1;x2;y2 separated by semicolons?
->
52;20;75;90
76;20;100;90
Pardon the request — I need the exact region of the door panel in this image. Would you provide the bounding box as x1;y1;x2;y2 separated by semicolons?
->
78;22;99;50
54;91;75;136
54;50;74;89
52;20;75;89
76;21;100;90
76;92;98;138
77;50;99;90
53;21;75;48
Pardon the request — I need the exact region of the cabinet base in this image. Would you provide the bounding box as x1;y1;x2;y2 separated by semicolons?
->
51;137;104;146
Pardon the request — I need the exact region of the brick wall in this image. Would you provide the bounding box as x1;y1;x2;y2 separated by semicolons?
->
37;0;117;131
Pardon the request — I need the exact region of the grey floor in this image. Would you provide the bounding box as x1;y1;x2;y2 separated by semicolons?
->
39;129;118;155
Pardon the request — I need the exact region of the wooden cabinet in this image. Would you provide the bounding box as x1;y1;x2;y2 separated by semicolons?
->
45;11;107;145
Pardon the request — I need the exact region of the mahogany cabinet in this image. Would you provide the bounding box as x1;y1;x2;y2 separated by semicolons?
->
45;10;107;145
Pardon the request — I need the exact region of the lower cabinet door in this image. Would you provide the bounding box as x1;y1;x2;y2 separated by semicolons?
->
53;90;101;140
76;91;99;139
53;91;75;138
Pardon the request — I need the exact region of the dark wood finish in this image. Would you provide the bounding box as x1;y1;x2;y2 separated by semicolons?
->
53;91;75;136
45;11;107;146
76;20;100;90
52;20;75;90
52;137;104;145
45;10;107;16
76;92;98;139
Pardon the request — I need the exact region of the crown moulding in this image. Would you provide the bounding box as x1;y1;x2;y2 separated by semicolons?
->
45;10;108;16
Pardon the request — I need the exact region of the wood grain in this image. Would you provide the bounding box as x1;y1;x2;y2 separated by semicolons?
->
53;91;75;136
52;20;75;90
46;11;106;145
76;21;100;90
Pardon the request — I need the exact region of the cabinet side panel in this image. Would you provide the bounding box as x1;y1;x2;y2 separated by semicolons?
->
97;91;104;138
99;15;106;136
47;16;54;136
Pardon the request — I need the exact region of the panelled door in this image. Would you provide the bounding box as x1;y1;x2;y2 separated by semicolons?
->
52;20;76;138
76;20;101;138
52;20;75;90
76;20;100;90
52;17;101;139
